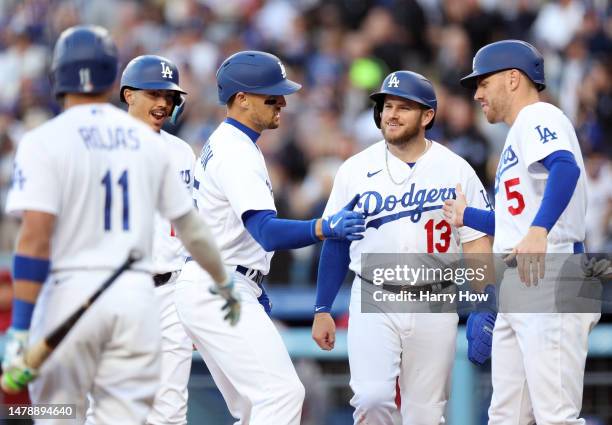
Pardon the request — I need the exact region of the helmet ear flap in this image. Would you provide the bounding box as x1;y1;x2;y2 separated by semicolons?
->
170;94;185;124
373;101;382;129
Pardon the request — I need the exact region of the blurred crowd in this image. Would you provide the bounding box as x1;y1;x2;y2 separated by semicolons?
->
0;0;610;284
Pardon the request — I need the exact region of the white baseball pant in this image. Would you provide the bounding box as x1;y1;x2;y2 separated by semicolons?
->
489;257;600;425
146;276;193;425
174;266;304;424
348;278;457;425
29;270;161;425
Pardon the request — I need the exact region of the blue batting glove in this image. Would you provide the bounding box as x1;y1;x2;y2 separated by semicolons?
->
466;311;496;366
321;194;365;241
475;285;497;313
209;277;241;326
1;328;38;393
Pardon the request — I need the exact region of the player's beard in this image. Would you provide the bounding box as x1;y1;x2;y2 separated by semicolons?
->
482;87;508;124
382;112;422;147
250;108;280;130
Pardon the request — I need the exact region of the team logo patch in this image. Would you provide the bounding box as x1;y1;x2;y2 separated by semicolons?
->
494;145;519;194
160;61;173;79
278;61;286;78
10;163;26;190
199;141;213;171
387;73;400;88
535;125;557;143
480;189;493;210
179;170;191;185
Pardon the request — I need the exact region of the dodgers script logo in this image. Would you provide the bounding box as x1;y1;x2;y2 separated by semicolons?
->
161;61;173;79
358;184;456;229
494;145;519;194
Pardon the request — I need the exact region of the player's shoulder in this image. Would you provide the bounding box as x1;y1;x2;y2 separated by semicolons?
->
160;130;195;157
207;121;260;160
516;102;570;126
428;140;475;169
339;140;386;172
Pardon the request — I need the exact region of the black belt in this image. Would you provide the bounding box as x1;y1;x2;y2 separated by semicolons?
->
358;274;454;295
236;265;264;285
153;272;173;287
185;257;264;285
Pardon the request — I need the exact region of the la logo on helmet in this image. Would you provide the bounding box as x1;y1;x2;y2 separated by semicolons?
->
387;73;400;88
278;61;286;78
160;61;173;79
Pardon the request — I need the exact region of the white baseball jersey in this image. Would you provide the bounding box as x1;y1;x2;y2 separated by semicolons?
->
324;140;490;273
192;119;276;274
493;102;587;253
152;130;195;274
5;103;193;271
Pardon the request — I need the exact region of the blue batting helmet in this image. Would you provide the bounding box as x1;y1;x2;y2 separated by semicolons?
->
460;40;545;91
120;55;187;123
216;51;301;105
51;25;118;97
370;71;437;130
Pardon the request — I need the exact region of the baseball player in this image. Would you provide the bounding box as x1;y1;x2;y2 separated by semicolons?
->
119;55;196;425
311;71;492;425
0;26;239;424
174;50;365;424
444;40;600;424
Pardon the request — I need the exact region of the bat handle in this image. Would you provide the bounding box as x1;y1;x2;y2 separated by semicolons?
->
24;340;53;370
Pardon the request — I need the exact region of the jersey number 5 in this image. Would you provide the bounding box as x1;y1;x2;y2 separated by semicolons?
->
503;178;525;216
101;170;130;231
424;219;451;253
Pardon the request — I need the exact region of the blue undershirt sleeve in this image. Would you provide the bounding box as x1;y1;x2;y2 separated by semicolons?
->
463;207;495;236
242;210;319;252
531;150;580;231
314;239;351;313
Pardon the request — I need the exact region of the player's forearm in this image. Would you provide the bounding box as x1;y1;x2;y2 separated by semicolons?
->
172;210;228;285
462;236;494;293
314;239;350;313
463;208;495;236
243;210;319;251
11;212;54;329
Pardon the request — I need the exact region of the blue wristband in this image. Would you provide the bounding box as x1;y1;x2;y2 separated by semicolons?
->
13;255;50;283
313;305;332;314
11;298;35;331
463;207;495;236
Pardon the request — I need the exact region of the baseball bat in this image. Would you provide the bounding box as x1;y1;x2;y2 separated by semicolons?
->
4;249;143;385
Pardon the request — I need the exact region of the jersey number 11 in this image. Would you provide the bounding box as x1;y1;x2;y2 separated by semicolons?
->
101;169;130;231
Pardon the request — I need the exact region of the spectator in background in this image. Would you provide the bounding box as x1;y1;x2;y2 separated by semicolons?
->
0;0;610;287
584;152;612;253
577;58;612;155
532;0;585;52
436;25;472;89
0;25;48;109
442;92;492;187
